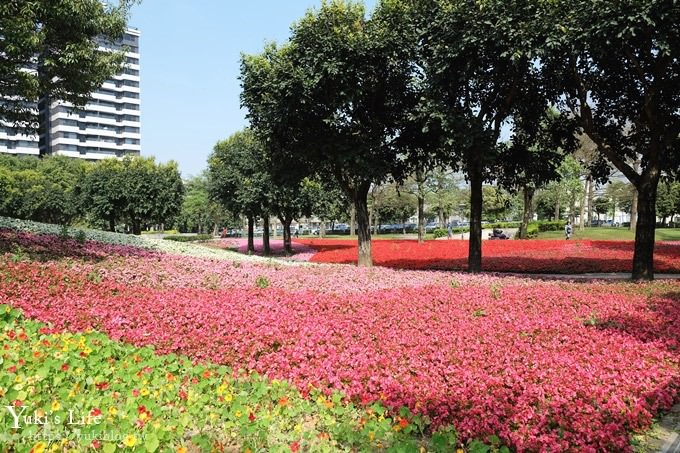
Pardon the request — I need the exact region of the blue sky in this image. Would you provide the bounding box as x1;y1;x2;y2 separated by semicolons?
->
129;0;377;178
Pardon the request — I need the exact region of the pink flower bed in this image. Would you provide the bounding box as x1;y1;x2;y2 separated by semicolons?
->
1;231;679;451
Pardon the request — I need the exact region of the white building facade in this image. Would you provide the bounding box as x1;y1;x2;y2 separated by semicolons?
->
0;29;141;160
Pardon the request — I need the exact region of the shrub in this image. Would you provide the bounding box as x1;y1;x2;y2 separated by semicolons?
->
163;234;213;242
432;228;448;239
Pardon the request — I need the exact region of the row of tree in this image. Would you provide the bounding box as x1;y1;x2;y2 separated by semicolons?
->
238;0;680;280
0;155;184;234
208;129;348;254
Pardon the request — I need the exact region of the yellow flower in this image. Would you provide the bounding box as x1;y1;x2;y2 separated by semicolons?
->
294;423;302;433
51;400;61;411
224;393;233;402
14;375;22;384
31;442;47;453
217;384;227;395
108;406;118;416
234;410;242;418
140;388;150;396
139;411;149;421
177;448;187;453
123;434;137;447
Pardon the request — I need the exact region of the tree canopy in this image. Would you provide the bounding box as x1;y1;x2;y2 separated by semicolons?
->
0;0;139;134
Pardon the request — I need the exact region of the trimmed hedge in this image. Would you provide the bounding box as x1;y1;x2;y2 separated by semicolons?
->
163;234;214;242
525;220;567;238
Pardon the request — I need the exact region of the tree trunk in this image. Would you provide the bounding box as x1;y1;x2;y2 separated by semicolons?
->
468;160;483;272
519;186;534;239
438;207;445;228
630;188;638;232
579;177;589;231
272;218;277;239
345;181;373;267
587;178;594;227
132;220;142;235
281;218;293;255
554;199;560;221
262;215;271;256
417;194;425;244
108;217;115;232
632;170;660;280
350;203;356;236
320;220;326;239
247;215;255;254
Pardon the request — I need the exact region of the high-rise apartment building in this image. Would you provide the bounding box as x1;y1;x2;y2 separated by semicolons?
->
0;28;141;160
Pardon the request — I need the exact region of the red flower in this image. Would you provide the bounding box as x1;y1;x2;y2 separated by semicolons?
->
90;440;101;449
248;412;256;422
90;408;102;417
290;441;300;452
7;365;16;373
131;388;139;397
399;418;409;428
12;400;22;407
61;363;69;372
178;390;187;401
95;382;109;391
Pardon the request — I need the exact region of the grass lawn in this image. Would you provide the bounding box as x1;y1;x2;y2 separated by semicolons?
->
538;227;680;241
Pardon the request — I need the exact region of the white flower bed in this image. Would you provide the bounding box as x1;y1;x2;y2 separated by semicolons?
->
0;216;299;265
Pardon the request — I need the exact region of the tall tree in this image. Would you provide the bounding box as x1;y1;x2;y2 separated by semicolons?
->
541;0;680;279
208;129;271;254
0;0;139;136
417;0;546;272
241;1;412;266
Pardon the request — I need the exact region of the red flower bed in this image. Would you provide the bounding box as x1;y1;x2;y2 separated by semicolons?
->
297;239;680;273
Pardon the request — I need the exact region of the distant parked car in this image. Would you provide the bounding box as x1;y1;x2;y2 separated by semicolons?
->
425;222;439;232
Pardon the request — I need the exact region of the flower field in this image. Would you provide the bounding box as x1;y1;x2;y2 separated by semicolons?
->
1;226;680;451
297;238;680;273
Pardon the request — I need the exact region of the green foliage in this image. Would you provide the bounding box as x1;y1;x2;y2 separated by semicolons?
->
255;275;270;289
80;156;184;234
373;184;417;225
0;155;87;225
208;129;270;221
0;0;138;134
175;174;231;234
0;305;469;451
162;234;213;243
432;228;448;239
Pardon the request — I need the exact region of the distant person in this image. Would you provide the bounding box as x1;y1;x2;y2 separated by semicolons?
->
447;222;453;239
294;228;299;239
565;222;573;240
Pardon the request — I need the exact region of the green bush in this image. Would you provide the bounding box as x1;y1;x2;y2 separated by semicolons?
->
488;221;521;229
524;220;567;238
163;234;213;242
432;228;448;238
526;223;539;238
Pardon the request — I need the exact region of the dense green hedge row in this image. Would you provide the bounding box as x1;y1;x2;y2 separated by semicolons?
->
163;234;214;242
